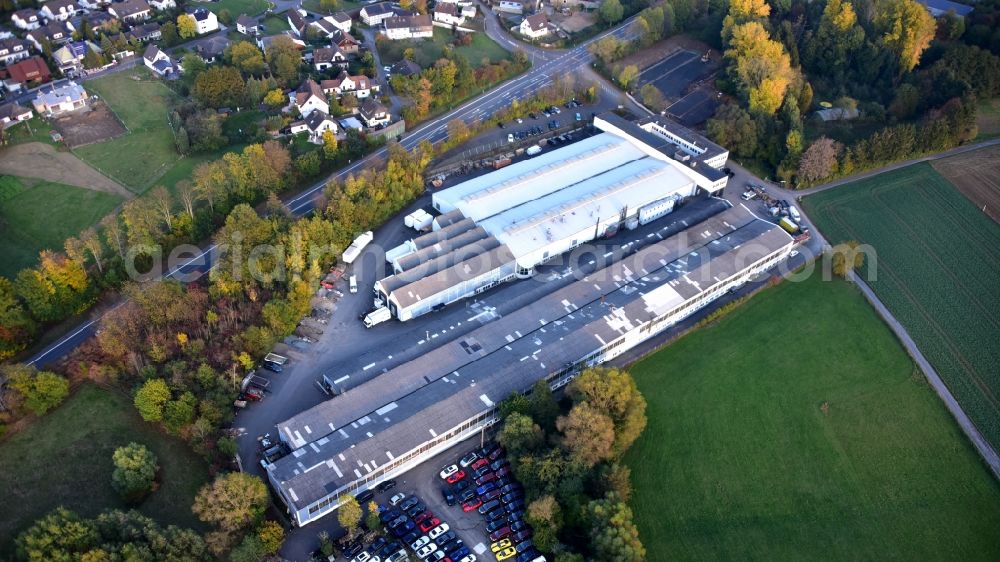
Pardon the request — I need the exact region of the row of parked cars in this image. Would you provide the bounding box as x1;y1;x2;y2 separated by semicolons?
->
438;444;544;562
349;490;473;562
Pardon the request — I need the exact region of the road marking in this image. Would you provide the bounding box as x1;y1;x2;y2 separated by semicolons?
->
333;375;350;384
363;362;377;370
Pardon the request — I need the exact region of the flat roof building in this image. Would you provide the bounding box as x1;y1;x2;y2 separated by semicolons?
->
268;202;792;526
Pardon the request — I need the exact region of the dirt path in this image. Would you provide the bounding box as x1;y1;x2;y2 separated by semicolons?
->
0;142;134;200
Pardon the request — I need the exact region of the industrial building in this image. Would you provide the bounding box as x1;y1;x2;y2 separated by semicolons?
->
375;113;730;321
267;201;793;527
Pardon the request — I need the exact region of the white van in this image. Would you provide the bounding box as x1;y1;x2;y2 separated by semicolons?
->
349;275;358;293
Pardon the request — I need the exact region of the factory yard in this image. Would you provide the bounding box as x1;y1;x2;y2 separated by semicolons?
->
625;274;1000;562
803;161;1000;453
624;37;721;126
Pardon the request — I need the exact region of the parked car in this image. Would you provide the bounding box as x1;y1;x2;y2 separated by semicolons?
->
486;509;508;522
511;530;533;542
389;493;406;506
480;489;501;501
506;499;525;512
473;465;491;479
486;519;508;533
377;479;398;493
388;515;408;529
489;526;512;542
443;539;466;556
509;520;529;533
490;459;508;471
262;360;283;373
491;539;513;553
450;546;471;561
419;516;441;533
406;502;426;518
475;483;497;496
416;543;437;559
392;519;415;536
399;497;419;511
414;511;433;525
495;466;511;478
441;487;456;506
475;472;497;486
507;133;514;143
459;487;477;502
495;547;517;561
453;479;472;492
428;523;450;540
462;497;482;512
500;483;522;495
488;447;505;461
479;499;501;515
501;492;522;504
459;451;479;467
446;469;466;484
458;555;477;562
356;488;375;503
440;464;460;479
435;530;456;546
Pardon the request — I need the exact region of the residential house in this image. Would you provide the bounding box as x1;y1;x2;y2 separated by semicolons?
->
339;115;363;131
236;14;259;35
496;0;523;14
361;2;401;26
918;0;973;17
321;70;379;99
40;0;80;22
313;45;348;71
127;22;161;42
257;32;306;53
52;41;103;76
149;0;176;10
143;44;180;76
328;12;352;32
26;22;71;51
82;11;119;33
461;4;477;19
0;102;33;127
293;79;329;117
815;107;859;121
433;3;465;26
12;9;42;30
328;29;359;54
4;56;52;88
389;59;421;77
196;35;228;63
187;8;219;34
305;110;337;143
108;0;152;23
520;12;549;38
33;81;88;115
0;38;32;66
359;98;390;128
77;0;111;9
383;14;433;40
287;8;309;36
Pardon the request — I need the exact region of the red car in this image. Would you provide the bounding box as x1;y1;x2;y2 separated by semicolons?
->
471;458;489;470
489;526;512;542
418;516;441;533
446;469;466;484
462;498;483;512
475;472;497;486
414;511;433;525
494;466;511;478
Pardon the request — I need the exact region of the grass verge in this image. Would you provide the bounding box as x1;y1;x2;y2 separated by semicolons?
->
624;275;1000;561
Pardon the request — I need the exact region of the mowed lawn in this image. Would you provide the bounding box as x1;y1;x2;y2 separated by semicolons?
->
624;275;1000;561
206;0;270;16
0;176;122;278
803;163;1000;451
74;69;180;193
0;384;209;557
378;27;510;68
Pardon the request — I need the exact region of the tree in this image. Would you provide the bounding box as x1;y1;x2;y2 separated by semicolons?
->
264;88;286;107
797;137;841;185
446;118;470;143
499;412;544;458
266;35;302;85
557;402;615;467
526;496;562;553
194;66;246;108
337;494;363;535
589;36;622;66
320;0;339;11
176;180;196;219
875;0;936;73
830;240;866;278
133;378;171;422
177;14;197;39
617;64;639;90
586;493;645;562
365;500;382;532
193;472;269;531
323;130;338;158
599;0;623;24
722;0;771;41
725;22;795;115
257;521;285;554
528;379;560;432
639;84;665;111
229;535;265;562
163;391;197;432
10;368;69;415
192;160;228;212
14;251;91;323
227;41;266;75
567;367;648;456
160;22;178;46
149;186;174;231
0;279;36;360
16;507;98;562
111;442;159;503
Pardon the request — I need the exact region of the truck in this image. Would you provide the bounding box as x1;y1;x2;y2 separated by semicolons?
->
264;352;288;365
349;275;358;293
342;231;374;264
525;144;542;156
788;205;801;223
779;216;800;234
363;306;392;328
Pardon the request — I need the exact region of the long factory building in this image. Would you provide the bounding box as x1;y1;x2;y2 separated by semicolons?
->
375;113;730;321
267;202;794;526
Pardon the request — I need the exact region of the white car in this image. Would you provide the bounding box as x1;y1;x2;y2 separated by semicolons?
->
458;556;477;562
516;118;523;123
439;464;459;479
389;492;406;506
352;553;372;562
790;250;799;258
383;65;391;72
411;535;431;550
507;133;514;143
459;451;479;467
416;543;438;560
427;523;449;540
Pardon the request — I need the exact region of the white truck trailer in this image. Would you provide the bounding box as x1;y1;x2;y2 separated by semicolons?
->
342;231;374;264
363;307;392;328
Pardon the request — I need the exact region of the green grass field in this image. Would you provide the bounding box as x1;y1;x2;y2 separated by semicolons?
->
302;0;362;14
0;176;123;278
259;13;291;33
73;69;180;193
378;27;510;68
2;116;60;147
976;97;1000;140
0;384;209;556
206;0;270;16
624;275;1000;561
803;163;1000;452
